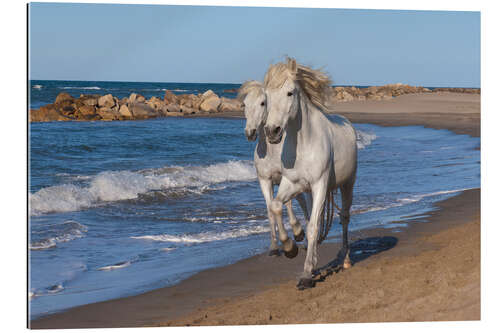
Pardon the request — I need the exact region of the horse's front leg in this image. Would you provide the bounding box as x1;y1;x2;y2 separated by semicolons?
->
285;200;305;242
257;176;279;256
297;178;328;290
270;177;304;258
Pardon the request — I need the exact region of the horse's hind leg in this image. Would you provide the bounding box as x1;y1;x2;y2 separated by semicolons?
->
340;179;355;269
285;199;304;242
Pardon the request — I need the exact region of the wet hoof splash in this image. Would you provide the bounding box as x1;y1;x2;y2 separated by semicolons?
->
297;278;315;290
294;229;305;242
283;239;298;259
268;249;281;257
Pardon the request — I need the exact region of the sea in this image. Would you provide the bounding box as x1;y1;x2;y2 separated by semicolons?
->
28;80;481;319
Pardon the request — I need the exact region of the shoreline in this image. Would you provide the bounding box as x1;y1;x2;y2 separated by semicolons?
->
30;189;481;328
30;92;481;328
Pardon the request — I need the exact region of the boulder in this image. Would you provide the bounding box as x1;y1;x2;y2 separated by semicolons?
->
200;94;221;113
129;102;157;119
30;104;71;122
129;93;145;104
55;92;74;105
118;105;133;118
218;97;243;112
164;90;178;104
179;106;197;115
97;106;120;120
98;94;115;108
165;103;180;113
75;105;96;118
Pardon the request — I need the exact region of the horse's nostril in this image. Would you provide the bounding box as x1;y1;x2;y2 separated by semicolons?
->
273;126;281;135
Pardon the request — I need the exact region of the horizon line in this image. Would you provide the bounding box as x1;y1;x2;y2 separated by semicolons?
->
28;78;480;89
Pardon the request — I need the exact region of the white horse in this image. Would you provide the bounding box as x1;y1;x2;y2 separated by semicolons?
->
263;58;358;290
238;80;311;257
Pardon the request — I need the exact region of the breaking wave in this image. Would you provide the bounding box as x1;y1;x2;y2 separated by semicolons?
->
98;261;131;271
356;130;377;149
29;221;88;250
131;225;270;244
29;160;256;215
61;86;101;90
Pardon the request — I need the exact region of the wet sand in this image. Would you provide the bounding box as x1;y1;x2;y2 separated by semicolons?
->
30;92;480;328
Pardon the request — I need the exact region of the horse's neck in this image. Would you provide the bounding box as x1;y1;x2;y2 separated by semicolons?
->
286;92;313;149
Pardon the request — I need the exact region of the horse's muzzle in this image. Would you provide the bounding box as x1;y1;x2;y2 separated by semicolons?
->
265;125;283;144
245;128;257;141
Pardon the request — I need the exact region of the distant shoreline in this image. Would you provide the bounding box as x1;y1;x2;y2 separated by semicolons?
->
29;83;480;123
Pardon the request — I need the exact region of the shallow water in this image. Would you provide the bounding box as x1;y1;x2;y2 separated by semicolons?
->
28;115;479;319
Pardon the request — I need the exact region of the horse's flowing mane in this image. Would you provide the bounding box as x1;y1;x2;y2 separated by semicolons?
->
237;80;264;101
264;57;332;111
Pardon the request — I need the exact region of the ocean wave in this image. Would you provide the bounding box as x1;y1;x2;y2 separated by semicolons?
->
98;261;131;271
30;160;256;215
356;130;377;149
131;225;270;244
29;221;88;250
352;188;474;215
32;84;43;89
61;86;101;90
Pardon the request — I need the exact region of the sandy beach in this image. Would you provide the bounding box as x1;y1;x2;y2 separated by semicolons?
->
30;92;480;329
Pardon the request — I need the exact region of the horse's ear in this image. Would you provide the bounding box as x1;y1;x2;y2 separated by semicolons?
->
288;57;297;74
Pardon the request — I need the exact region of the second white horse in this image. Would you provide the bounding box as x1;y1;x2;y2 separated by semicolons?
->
238;80;311;257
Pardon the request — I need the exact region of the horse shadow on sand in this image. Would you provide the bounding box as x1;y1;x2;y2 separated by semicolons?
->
312;236;398;285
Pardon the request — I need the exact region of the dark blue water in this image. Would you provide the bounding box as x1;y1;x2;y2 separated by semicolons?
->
28;82;480;320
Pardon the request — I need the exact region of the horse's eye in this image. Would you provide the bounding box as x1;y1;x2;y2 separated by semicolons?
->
287;91;293;96
241;103;245;108
260;101;265;106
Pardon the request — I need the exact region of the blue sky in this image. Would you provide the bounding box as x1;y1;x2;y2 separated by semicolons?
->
29;3;480;87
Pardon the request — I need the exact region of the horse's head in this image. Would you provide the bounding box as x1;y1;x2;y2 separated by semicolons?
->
263;57;332;144
263;58;300;144
238;81;267;142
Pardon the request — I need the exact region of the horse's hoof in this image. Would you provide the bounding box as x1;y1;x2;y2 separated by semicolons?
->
294;229;305;242
268;249;280;257
283;239;298;259
297;278;315;290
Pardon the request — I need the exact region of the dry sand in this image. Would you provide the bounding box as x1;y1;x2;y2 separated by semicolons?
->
30;92;481;329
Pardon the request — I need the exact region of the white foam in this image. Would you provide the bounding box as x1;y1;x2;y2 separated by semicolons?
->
61;86;101;90
33;84;42;89
356;130;377;149
47;283;64;294
353;188;475;215
29;221;88;250
132;225;270;244
30;160;256;215
98;261;131;271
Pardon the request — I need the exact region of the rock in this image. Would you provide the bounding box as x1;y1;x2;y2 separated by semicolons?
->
74;105;96;119
55;92;74;105
201;89;217;100
200;94;221;113
147;96;166;111
164;90;178;104
129;93;145;104
98;94;115;108
30;104;71;122
165;103;181;114
179;106;197;115
97;106;120;120
218;97;243;112
129;102;157;119
60;105;76;116
82;97;98;106
118;105;133;118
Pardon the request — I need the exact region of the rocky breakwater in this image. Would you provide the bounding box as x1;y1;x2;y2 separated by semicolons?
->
29;89;244;122
327;83;480;103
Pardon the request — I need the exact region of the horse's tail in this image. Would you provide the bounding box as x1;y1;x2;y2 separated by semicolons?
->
318;189;336;244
